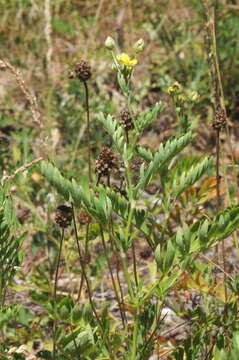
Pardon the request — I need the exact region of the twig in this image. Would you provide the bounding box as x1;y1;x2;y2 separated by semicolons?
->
200;254;233;281
0;59;42;128
1;156;44;184
44;0;53;79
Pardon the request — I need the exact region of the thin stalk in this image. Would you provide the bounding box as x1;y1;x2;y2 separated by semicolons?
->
71;205;113;359
0;277;5;308
215;123;228;306
109;164;135;299
77;221;90;302
204;0;229;304
53;228;64;359
132;242;138;287
77;273;84;303
126;130;129;145
215;128;221;257
213;12;228;303
200;254;233;280
141;302;166;357
131;312;139;360
100;225;126;328
83;81;91;182
70;324;80;360
122;198;136;298
204;0;239;202
116;264;126;321
119;247;134;299
109;221;127;324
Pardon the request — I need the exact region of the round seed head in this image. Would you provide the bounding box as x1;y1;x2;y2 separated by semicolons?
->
120;108;134;132
74;60;91;82
78;210;91;225
95;147;117;177
55;205;72;228
213;105;226;131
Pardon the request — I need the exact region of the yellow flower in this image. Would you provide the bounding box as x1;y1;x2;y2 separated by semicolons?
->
117;53;137;68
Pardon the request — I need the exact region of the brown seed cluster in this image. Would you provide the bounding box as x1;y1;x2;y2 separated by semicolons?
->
78;210;91;225
69;60;91;82
212;105;226;131
120;109;134;132
55;205;72;229
95;147;117;178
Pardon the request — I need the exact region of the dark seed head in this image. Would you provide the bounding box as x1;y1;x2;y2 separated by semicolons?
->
78;210;91;225
120;108;134;132
212;105;226;131
55;205;72;228
74;60;91;82
95;147;117;177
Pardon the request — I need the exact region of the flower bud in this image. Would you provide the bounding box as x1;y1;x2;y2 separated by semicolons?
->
167;82;181;96
133;38;145;53
111;63;117;72
188;91;199;103
105;36;115;50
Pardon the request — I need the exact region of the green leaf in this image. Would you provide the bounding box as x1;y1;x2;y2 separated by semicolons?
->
117;72;129;96
97;113;125;154
39;162;110;225
163;239;175;272
135;131;193;192
135;102;165;134
171;157;213;199
155;244;163;270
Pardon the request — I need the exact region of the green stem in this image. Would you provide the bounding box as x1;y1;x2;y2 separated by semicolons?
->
83;81;92;183
132;242;138;288
70;324;80;360
109;219;127;324
120;247;134;300
131;312;139;360
71;205;114;359
53;228;64;359
123;165;137;297
77;221;90;302
100;225;126;328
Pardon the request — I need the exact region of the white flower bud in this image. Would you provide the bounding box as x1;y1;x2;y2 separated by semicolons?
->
133;38;145;53
105;36;115;50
